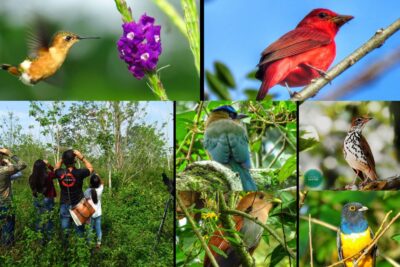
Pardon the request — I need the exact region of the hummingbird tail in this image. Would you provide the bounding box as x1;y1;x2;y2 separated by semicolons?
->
1;64;21;76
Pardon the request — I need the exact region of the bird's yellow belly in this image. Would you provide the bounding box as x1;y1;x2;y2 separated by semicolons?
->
340;230;374;267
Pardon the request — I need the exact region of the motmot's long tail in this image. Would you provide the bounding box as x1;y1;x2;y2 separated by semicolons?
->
1;64;21;76
229;161;258;191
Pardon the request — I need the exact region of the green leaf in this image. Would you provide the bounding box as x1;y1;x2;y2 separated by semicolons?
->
246;69;258;80
215;61;236;88
243;88;258;100
250;139;262;152
278;155;296;183
205;71;231;100
210;244;228;258
392;234;400;243
299;136;318;152
269;244;287;267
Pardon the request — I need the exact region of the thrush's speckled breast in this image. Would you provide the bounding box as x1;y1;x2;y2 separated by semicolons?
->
343;117;378;184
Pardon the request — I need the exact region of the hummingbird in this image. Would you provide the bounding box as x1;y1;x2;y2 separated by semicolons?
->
343;116;378;187
1;30;99;86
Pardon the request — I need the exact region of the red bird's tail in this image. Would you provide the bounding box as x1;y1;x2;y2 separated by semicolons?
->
256;79;272;100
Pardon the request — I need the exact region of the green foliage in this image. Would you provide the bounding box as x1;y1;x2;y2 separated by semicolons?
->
299;191;400;267
0;101;173;265
176;101;297;188
206;61;266;100
176;191;297;266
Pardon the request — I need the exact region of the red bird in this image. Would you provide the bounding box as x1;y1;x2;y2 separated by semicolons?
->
203;192;280;267
256;8;353;100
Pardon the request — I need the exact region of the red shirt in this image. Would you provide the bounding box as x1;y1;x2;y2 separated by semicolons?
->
44;171;57;198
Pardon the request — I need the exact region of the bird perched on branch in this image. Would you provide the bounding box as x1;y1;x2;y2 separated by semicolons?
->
343;116;378;187
204;192;280;267
204;105;257;191
337;202;376;267
256;8;353;100
1;20;99;86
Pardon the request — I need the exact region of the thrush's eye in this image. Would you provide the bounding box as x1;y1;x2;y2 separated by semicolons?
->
259;194;264;199
65;36;72;41
349;206;356;211
318;12;328;19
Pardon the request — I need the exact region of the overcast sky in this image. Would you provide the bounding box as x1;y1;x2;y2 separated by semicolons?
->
0;101;173;149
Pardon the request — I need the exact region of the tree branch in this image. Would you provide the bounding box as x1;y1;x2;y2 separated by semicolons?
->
338;174;400;190
225;209;296;258
321;46;400;100
176;160;294;191
176;193;219;267
291;18;400;101
218;192;254;267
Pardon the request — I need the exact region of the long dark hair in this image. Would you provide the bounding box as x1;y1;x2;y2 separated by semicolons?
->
90;173;101;204
29;160;48;197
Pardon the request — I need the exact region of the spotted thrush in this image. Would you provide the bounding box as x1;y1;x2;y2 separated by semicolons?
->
343;116;378;186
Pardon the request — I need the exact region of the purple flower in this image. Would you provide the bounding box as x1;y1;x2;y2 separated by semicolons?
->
117;14;162;80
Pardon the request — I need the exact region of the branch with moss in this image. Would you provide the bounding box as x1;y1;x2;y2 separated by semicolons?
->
176;193;219;267
177;160;293;191
218;192;254;267
291;18;400;101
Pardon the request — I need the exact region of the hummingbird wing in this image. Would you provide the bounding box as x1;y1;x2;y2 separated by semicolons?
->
26;17;52;59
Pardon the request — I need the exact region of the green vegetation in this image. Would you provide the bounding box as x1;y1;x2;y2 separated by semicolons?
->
0;101;173;266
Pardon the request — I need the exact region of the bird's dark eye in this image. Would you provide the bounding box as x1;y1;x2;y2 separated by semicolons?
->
349;206;356;211
65;36;72;41
318;12;328;19
259;194;264;199
356;118;362;123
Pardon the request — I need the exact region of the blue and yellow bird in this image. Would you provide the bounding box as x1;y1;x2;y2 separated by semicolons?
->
204;105;258;191
337;202;377;267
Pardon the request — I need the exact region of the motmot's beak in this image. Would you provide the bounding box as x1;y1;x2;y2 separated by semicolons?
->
358;206;368;212
236;114;248;120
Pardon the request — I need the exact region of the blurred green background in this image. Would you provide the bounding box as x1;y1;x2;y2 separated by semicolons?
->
299;191;400;266
0;0;199;100
299;101;400;190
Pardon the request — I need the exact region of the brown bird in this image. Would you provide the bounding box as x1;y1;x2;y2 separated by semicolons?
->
203;192;280;267
343;116;378;187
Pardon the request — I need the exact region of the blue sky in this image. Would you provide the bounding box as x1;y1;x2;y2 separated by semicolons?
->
0;101;173;148
205;0;400;100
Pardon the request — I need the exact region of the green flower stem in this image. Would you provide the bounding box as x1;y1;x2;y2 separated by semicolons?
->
152;0;187;37
181;0;200;76
147;71;169;100
114;0;133;22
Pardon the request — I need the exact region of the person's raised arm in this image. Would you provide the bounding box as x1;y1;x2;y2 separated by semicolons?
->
43;160;54;171
73;150;94;173
0;148;27;173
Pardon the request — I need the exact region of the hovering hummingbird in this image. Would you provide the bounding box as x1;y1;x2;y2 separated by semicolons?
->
1;29;99;86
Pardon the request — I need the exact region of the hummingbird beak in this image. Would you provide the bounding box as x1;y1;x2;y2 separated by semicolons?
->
77;36;100;40
358;206;368;212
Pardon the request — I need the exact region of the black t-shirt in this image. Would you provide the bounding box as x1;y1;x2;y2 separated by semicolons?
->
55;168;90;206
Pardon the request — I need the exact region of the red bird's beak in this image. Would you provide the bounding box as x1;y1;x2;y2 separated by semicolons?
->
331;14;354;27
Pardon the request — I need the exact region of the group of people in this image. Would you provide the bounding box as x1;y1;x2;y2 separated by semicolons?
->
0;148;103;248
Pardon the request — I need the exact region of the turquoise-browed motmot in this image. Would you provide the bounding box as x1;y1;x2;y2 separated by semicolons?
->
204;105;257;191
